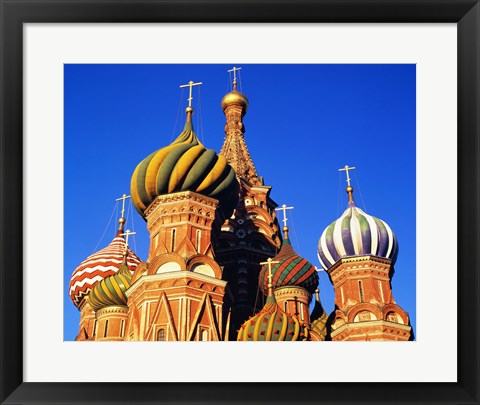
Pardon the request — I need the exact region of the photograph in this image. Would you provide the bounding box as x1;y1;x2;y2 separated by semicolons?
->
64;63;416;342
3;1;478;402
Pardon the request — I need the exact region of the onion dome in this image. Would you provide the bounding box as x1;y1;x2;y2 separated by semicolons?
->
221;89;248;112
221;69;248;112
69;220;141;308
237;273;308;341
317;183;399;270
310;289;328;341
130;107;239;218
258;226;319;295
88;255;132;311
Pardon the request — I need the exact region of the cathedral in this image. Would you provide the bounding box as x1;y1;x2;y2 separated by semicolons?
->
68;67;412;342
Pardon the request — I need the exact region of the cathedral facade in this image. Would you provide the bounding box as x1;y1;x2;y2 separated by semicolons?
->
68;69;412;342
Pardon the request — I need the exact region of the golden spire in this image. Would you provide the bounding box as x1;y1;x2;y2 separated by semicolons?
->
228;66;242;90
275;204;294;238
260;257;280;297
339;165;356;203
179;80;202;121
115;193;131;231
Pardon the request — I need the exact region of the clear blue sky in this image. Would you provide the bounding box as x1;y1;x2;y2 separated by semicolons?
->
64;64;416;341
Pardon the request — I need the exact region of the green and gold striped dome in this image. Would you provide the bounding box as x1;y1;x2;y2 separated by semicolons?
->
237;287;309;341
310;290;328;341
131;113;238;218
88;257;132;311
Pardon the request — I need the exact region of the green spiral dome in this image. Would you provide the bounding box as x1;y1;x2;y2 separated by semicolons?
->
131;117;239;218
237;290;309;341
88;258;132;311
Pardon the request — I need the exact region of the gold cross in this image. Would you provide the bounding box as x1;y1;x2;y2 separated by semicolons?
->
116;193;131;219
275;204;294;228
179;80;203;107
260;257;280;286
339;165;356;187
120;229;136;251
227;66;242;86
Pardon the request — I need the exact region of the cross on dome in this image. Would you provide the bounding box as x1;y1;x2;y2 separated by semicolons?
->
120;229;136;255
179;80;203;108
116;193;131;219
275;204;294;238
339;165;356;187
227;66;242;89
260;257;280;288
339;165;356;204
275;204;294;228
115;193;131;231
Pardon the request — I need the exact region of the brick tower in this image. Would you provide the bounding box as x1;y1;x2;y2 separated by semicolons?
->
217;67;281;338
327;255;411;341
125;191;229;341
127;81;239;341
317;166;412;341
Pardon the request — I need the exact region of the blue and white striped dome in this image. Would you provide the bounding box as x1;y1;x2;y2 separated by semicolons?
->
317;202;399;270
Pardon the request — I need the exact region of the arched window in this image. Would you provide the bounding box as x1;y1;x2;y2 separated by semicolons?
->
157;328;166;341
378;280;385;302
104;320;109;338
284;301;288;312
358;280;364;303
120;319;125;338
171;228;176;251
196;230;201;253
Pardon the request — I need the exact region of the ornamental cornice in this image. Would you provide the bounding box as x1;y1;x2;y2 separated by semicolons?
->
148;217;214;233
328;255;393;274
331;320;412;339
126;270;227;297
329;257;392;281
274;286;311;299
96;305;128;317
330;271;390;286
144;191;219;217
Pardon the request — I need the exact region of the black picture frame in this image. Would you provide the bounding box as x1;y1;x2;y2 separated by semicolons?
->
1;1;478;404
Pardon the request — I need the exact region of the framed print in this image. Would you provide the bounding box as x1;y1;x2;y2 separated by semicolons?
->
1;1;479;404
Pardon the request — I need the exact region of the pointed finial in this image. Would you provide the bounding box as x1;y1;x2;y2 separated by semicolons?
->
275;204;294;238
260;257;280;296
179;80;203;119
228;66;242;90
116;193;131;231
120;229;136;256
339;165;356;204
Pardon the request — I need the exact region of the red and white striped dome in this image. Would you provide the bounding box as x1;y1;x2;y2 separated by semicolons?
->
69;230;141;308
